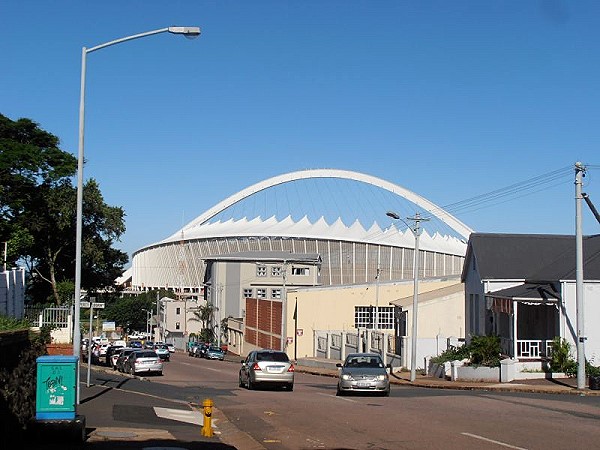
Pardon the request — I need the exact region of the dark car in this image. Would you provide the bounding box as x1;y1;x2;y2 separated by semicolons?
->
129;340;143;349
115;348;136;372
104;345;124;366
239;349;294;391
336;353;390;396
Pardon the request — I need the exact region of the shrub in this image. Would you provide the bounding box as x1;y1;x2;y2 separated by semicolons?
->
469;335;502;367
549;337;577;377
430;344;470;364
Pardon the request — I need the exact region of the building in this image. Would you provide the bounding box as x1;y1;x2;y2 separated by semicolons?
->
462;233;600;361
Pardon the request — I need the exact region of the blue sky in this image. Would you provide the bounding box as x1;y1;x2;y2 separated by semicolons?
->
2;1;599;262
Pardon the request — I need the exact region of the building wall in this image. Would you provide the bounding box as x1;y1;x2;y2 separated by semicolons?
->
562;281;600;361
285;278;463;359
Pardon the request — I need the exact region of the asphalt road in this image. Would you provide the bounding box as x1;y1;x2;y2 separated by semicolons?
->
28;352;600;450
152;352;600;449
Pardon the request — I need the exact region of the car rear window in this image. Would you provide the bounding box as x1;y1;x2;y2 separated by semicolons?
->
137;351;158;358
256;351;289;362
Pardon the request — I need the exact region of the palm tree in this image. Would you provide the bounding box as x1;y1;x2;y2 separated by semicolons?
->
190;302;217;343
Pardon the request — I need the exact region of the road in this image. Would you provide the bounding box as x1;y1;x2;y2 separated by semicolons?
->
90;351;600;450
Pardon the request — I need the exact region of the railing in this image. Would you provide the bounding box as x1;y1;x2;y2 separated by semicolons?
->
516;339;554;358
24;306;71;328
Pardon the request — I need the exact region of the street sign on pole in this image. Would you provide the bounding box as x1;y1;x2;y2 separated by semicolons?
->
91;302;105;309
80;301;90;308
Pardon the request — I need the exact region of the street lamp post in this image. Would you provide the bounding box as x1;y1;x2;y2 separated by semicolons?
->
387;211;429;382
72;26;200;402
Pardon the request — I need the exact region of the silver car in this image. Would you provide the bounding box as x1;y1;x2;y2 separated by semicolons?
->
239;349;294;391
124;350;163;376
336;353;390;396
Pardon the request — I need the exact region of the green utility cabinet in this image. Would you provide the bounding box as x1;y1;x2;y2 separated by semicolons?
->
36;355;78;420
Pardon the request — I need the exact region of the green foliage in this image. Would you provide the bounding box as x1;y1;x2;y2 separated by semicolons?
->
430;344;470;364
549;337;577;376
0;315;30;331
0;331;48;430
431;335;502;367
0;113;128;305
585;360;600;378
469;335;502;367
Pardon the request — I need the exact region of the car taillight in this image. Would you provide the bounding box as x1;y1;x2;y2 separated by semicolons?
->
288;364;295;372
252;363;261;371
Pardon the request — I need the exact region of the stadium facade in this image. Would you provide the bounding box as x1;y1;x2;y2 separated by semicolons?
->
130;169;473;293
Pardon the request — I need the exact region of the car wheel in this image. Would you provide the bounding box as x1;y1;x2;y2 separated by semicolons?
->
382;389;390;397
247;378;254;390
238;375;244;388
287;383;294;391
336;387;343;396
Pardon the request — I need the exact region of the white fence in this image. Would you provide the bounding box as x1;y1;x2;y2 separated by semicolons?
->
314;329;462;370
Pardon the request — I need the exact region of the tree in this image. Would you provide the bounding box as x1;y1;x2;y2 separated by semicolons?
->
0;113;128;304
190;302;217;343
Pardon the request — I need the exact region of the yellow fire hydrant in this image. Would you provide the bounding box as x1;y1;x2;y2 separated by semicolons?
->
201;398;214;437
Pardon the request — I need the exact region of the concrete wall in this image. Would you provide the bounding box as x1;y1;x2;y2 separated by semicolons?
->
284;278;463;359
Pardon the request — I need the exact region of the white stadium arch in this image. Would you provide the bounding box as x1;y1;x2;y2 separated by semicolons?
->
131;169;473;292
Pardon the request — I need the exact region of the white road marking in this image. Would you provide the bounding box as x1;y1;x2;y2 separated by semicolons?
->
461;432;528;450
153;407;203;425
317;392;357;402
180;362;223;372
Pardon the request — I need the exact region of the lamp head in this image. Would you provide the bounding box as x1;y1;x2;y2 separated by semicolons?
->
168;26;201;39
386;211;400;220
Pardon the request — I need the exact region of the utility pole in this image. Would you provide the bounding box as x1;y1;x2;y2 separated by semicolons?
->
575;162;586;390
281;260;287;351
386;210;429;382
374;263;381;331
2;241;7;272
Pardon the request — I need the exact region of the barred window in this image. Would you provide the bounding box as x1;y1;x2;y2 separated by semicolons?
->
354;306;394;330
271;266;282;276
256;288;267;299
271;288;281;299
256;265;267;277
176;322;181;330
243;288;253;298
292;267;309;276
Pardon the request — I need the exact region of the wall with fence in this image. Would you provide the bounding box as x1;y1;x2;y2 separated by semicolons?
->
314;329;462;371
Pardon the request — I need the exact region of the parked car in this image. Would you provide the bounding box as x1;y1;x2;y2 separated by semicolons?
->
110;347;130;370
153;344;170;361
144;341;154;349
336;353;390;396
129;340;143;349
239;349;294;391
167;343;175;353
205;346;225;360
115;348;136;372
188;343;199;357
105;345;124;366
124;350;163;376
197;343;210;358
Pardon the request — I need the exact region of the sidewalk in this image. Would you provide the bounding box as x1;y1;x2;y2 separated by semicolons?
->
294;357;600;396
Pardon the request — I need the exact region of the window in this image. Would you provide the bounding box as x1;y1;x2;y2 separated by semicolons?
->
271;266;282;276
354;306;394;330
256;265;267;277
256;288;266;299
175;322;181;330
243;288;253;298
176;307;181;315
271;288;281;299
292;267;309;276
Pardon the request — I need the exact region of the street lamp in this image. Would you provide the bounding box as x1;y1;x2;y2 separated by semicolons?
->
386;211;429;382
72;26;200;400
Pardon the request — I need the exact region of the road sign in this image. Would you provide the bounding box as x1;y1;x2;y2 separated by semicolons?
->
80;301;90;308
92;302;105;309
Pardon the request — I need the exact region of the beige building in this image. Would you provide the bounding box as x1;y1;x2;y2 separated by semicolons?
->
285;276;464;362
